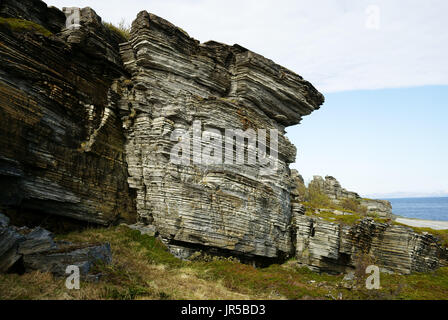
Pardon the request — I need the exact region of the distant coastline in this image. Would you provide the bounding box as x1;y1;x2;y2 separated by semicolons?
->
386;196;448;224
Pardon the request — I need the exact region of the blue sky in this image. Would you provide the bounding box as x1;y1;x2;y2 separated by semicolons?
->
288;86;448;198
46;0;448;197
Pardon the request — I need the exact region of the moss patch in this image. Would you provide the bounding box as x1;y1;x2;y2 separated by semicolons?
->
0;17;52;37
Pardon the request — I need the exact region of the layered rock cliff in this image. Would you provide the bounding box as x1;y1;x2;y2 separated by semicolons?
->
116;11;323;261
0;0;447;275
294;214;448;275
0;2;136;225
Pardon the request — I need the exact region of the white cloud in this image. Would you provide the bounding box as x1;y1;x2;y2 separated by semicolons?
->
46;0;448;93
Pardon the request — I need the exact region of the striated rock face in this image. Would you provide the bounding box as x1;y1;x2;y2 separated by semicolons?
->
1;1;446;275
309;175;359;201
360;198;393;217
0;0;66;33
0;1;136;225
294;214;448;274
117;11;323;261
309;175;392;217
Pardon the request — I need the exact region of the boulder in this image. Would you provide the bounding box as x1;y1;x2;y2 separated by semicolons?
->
0;221;112;276
17;226;57;255
23;242;112;276
0;226;24;272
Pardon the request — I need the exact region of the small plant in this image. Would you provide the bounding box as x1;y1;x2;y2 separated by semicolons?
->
306;184;333;208
103;19;130;41
340;198;368;215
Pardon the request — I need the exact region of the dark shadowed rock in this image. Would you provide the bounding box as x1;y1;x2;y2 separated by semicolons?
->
0;2;136;225
0;226;24;272
23;242;112;276
0;213;10;227
0;0;65;33
18;227;57;255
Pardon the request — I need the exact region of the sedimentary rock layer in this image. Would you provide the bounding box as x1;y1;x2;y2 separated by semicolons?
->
309;175;392;217
294;214;448;274
118;11;323;260
0;2;136;224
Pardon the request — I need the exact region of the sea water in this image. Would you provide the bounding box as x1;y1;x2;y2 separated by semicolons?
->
386;197;448;222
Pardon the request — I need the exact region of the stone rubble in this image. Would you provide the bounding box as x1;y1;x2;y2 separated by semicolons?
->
0;213;112;276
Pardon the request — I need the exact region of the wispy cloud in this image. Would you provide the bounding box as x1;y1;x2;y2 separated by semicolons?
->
47;0;448;93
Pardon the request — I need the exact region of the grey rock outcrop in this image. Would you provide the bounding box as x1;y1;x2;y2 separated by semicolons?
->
0;215;112;276
23;242;112;276
0;224;24;272
309;175;393;218
18;227;57;255
309;176;359;201
117;11;323;261
294;214;448;274
0;0;136;225
360;198;393;217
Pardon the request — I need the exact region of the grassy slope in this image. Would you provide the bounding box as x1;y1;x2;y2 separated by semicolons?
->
1;226;448;300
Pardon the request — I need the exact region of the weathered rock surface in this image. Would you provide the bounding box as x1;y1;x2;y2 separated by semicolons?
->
0;0;66;33
117;11;323;261
23;242;112;276
309;176;393;217
294;214;448;274
309;176;359;201
360;198;393;217
0;214;112;276
126;223;156;237
0;0;446;276
0;0;136;225
0;224;24;272
17;226;57;255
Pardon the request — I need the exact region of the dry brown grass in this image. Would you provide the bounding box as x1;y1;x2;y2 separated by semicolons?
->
2;226;448;300
0;226;258;300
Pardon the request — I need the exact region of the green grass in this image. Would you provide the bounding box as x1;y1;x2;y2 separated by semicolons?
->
0;17;52;37
1;226;448;300
103;21;130;41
